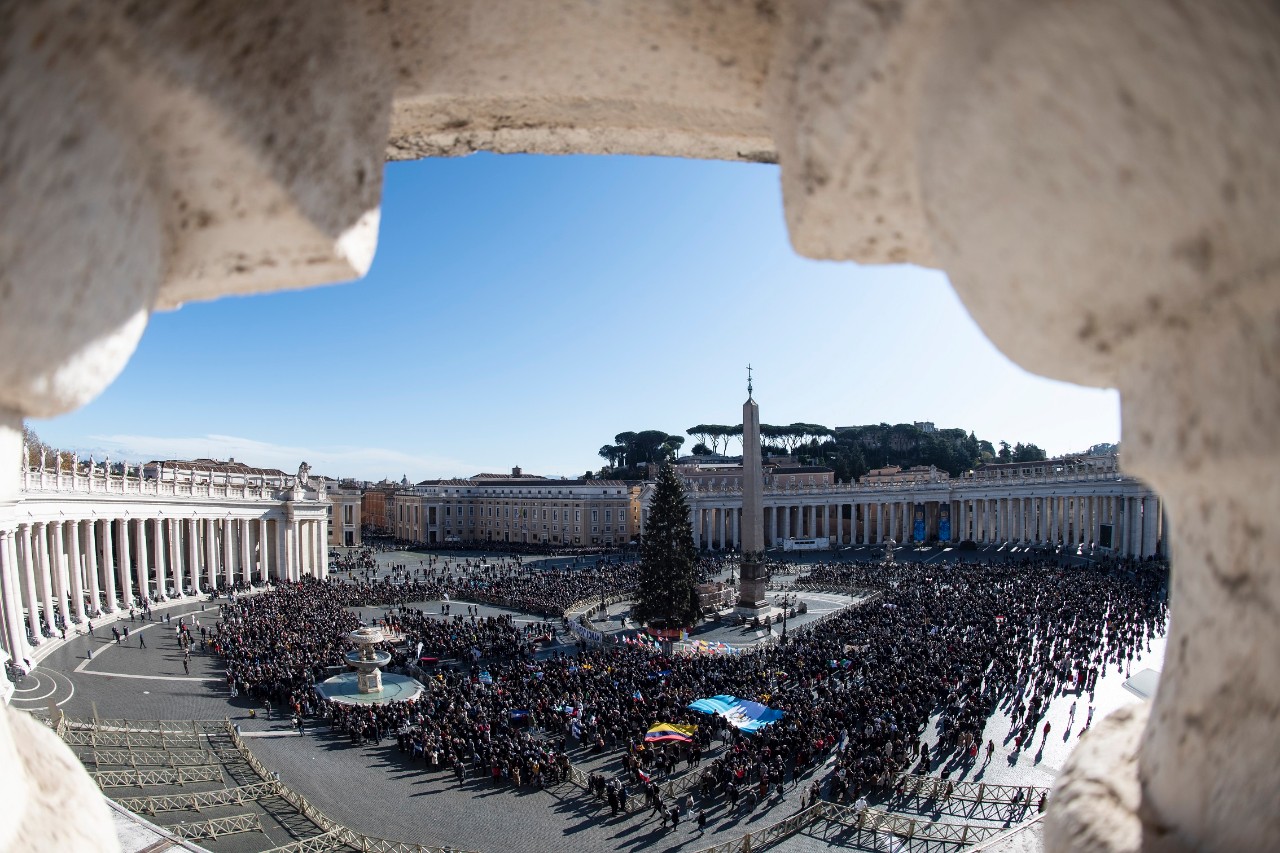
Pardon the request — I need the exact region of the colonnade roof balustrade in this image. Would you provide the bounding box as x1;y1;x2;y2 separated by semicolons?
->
19;460;298;502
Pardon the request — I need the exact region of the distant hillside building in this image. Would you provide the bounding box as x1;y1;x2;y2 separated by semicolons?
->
861;465;950;485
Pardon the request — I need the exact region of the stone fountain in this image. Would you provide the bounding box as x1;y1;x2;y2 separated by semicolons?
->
315;624;424;706
346;626;392;694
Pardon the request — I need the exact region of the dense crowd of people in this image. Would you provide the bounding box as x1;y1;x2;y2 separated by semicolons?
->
205;552;1166;828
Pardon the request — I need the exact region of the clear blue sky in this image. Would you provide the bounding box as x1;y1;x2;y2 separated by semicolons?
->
34;154;1119;481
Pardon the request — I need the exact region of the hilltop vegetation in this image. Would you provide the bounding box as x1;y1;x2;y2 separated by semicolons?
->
594;421;1050;482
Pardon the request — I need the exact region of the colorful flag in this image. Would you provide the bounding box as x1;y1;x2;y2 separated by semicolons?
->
645;722;697;744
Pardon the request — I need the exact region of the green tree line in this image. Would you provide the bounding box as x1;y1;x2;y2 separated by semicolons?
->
595;421;1049;482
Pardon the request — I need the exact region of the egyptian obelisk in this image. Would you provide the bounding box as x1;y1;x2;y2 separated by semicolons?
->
736;367;767;611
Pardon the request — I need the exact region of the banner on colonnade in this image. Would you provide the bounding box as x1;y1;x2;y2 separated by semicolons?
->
938;503;950;542
913;504;926;543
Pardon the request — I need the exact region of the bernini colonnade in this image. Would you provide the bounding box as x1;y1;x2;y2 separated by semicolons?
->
0;460;329;670
684;460;1164;559
1;2;1275;851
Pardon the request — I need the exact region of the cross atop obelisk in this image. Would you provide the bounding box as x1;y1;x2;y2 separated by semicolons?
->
747;363;753;399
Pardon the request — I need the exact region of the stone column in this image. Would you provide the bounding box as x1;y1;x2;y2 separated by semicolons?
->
269;519;281;581
0;529;31;664
18;525;40;644
258;518;269;579
167;518;182;597
204;518;218;590
49;520;68;629
287;519;300;581
1077;497;1087;548
887;502;896;544
1078;497;1088;547
1140;496;1158;558
99;520;117;613
135;518;150;603
221;518;234;588
782;505;791;540
66;521;83;623
186;519;200;592
150;518;165;599
319;518;329;577
33;522;55;635
731;508;739;549
1124;497;1137;558
116;518;133;608
1113;497;1124;553
84;520;100;616
240;519;251;584
317;517;328;579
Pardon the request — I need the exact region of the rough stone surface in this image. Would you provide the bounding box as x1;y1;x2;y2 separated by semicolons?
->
0;706;120;852
768;0;946;265
1045;705;1145;853
384;0;778;162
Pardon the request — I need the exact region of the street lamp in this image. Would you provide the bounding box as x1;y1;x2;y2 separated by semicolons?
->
774;592;795;643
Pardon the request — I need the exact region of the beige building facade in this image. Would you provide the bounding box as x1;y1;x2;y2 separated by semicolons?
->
327;483;362;548
391;476;640;547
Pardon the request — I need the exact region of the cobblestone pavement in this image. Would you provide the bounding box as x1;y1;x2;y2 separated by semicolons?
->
11;547;1163;852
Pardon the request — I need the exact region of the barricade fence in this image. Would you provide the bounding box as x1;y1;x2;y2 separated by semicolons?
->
894;773;1050;807
116;781;279;815
168;812;263;841
224;721;484;853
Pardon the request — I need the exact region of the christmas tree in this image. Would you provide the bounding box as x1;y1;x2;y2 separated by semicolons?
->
632;462;700;631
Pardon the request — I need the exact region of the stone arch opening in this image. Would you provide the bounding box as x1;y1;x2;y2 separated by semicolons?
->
2;3;1278;851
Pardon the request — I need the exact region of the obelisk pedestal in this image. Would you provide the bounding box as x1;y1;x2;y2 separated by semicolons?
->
736;391;768;613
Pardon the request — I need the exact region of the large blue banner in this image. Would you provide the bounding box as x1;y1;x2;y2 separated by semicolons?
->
688;694;784;733
938;503;951;542
913;504;926;543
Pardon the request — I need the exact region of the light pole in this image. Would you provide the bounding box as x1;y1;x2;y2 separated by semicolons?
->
781;591;794;643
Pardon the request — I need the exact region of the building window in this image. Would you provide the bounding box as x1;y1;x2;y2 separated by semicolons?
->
591;510;598;523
